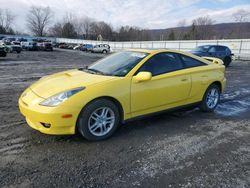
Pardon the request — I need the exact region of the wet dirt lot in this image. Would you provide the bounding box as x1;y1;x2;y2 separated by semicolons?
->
0;50;249;188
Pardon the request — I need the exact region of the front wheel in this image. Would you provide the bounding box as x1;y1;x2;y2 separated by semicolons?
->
199;84;220;112
77;99;120;141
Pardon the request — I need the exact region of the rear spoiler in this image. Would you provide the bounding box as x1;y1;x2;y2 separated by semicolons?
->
202;56;224;65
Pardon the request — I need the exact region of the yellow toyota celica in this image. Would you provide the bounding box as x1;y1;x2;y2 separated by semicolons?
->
19;49;226;140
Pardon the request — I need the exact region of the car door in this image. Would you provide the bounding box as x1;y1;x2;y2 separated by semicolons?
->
208;46;217;57
130;52;192;117
208;46;225;59
215;46;226;59
98;45;103;52
178;54;209;102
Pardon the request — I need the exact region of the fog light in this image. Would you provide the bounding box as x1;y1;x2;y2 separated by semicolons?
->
40;122;51;128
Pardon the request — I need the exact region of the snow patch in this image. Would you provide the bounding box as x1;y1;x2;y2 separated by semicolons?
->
216;97;250;116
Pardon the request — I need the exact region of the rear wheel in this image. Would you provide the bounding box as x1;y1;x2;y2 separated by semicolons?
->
77;99;120;141
223;56;231;67
0;52;7;57
199;84;220;112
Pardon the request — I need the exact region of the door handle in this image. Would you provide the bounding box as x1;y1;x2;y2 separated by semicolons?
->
181;78;188;82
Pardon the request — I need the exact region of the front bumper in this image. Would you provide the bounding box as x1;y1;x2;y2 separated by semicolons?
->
18;89;79;135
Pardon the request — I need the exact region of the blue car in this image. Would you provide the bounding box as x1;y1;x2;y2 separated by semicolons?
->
191;45;234;67
81;44;93;52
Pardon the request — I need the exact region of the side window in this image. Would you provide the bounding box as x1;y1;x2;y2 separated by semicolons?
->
180;55;206;68
138;53;183;76
215;46;225;52
209;46;216;52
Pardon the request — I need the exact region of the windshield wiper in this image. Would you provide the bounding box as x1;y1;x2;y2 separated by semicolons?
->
79;67;112;76
87;68;105;75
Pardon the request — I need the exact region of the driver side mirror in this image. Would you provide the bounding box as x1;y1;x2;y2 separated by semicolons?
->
134;72;152;83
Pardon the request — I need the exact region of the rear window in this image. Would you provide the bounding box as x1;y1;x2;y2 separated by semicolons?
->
215;46;226;51
194;46;210;52
180;55;206;68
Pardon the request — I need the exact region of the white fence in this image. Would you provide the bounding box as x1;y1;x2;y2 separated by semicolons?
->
56;38;250;60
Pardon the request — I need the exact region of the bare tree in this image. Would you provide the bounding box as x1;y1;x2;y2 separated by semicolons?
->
89;21;113;40
232;9;250;22
63;13;81;34
232;9;250;38
49;23;63;37
192;15;214;39
0;8;15;33
81;17;93;39
61;22;77;38
26;6;53;36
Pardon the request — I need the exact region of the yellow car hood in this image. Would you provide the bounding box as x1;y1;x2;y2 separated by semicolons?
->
30;69;116;98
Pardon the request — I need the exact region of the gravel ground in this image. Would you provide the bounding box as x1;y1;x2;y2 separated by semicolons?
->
0;49;249;188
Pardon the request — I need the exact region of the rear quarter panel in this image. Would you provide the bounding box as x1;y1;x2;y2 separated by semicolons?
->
187;64;225;103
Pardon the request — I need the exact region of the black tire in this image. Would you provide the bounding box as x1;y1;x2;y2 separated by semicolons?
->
77;99;120;141
102;50;107;54
0;52;7;57
199;84;220;112
17;50;21;54
223;56;231;67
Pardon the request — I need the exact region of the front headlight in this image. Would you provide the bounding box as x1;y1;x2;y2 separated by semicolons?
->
39;87;85;107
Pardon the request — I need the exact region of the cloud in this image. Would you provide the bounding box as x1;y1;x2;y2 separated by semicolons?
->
0;0;249;32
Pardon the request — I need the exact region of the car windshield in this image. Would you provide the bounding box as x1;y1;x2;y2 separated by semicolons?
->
194;45;210;52
86;51;149;76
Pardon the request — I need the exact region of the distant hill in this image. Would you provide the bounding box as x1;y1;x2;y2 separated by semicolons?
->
148;22;250;40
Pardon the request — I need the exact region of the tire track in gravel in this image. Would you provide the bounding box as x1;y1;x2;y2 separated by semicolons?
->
0;121;26;129
110;120;250;187
0;120;29;156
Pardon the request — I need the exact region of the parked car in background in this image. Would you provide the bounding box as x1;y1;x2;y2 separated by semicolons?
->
81;44;93;52
21;41;38;51
91;44;110;53
17;38;28;42
43;42;53;51
38;42;53;51
0;44;8;57
191;45;233;67
0;41;12;53
68;44;75;49
58;43;68;49
3;37;16;43
0;41;21;53
73;44;82;50
10;41;22;53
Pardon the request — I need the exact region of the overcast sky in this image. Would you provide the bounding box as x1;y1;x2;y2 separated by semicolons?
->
2;0;250;32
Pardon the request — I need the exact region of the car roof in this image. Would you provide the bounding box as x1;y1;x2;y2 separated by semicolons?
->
126;49;213;65
127;48;191;55
198;45;227;48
